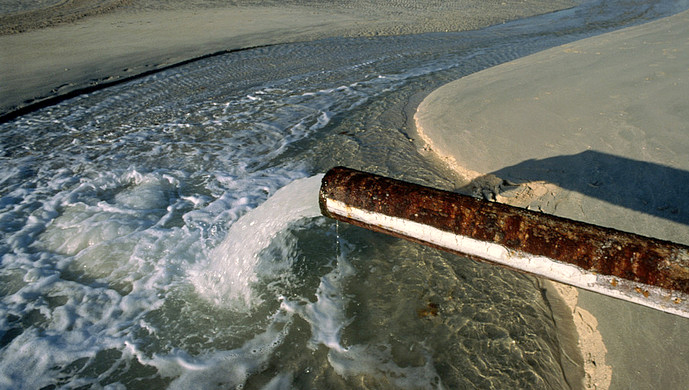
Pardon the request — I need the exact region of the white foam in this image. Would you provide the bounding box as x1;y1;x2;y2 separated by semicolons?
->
281;248;356;352
190;174;324;311
328;344;444;389
39;172;175;257
280;235;445;389
133;309;292;390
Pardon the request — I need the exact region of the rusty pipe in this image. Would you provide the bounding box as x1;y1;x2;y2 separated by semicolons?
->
319;166;689;318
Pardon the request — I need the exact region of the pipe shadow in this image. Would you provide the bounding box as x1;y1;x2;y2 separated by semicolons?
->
468;150;689;226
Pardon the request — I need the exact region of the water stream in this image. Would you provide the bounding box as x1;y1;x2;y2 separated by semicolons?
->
1;0;687;388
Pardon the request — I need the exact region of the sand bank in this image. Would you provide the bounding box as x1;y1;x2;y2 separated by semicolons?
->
0;0;574;118
415;9;689;389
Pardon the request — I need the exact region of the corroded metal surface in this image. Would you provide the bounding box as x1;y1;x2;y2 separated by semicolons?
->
319;166;689;316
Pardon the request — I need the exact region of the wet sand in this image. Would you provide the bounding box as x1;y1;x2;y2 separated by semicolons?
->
416;9;689;389
0;0;574;118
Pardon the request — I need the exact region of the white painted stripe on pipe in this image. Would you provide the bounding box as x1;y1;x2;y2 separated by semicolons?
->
325;198;689;318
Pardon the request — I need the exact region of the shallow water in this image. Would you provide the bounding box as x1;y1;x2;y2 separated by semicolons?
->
1;0;687;388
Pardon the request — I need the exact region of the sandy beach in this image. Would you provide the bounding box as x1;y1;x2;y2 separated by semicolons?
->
0;0;574;118
3;0;688;388
416;9;689;389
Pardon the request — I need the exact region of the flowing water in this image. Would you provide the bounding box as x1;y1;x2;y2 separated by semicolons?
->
1;0;688;388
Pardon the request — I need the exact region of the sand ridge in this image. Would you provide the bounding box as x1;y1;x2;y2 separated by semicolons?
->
0;0;574;118
0;0;132;34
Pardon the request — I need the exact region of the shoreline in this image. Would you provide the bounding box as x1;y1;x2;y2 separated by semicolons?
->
3;0;607;387
0;0;575;119
543;281;611;389
415;9;689;389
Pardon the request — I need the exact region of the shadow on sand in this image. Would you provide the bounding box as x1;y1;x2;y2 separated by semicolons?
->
471;150;689;227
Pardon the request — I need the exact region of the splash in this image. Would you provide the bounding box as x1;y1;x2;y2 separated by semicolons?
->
190;174;325;311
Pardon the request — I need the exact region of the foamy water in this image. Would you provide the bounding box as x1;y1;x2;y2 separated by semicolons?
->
1;1;686;388
190;174;324;310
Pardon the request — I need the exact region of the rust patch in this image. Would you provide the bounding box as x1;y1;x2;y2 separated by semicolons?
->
417;302;439;318
320;166;689;296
